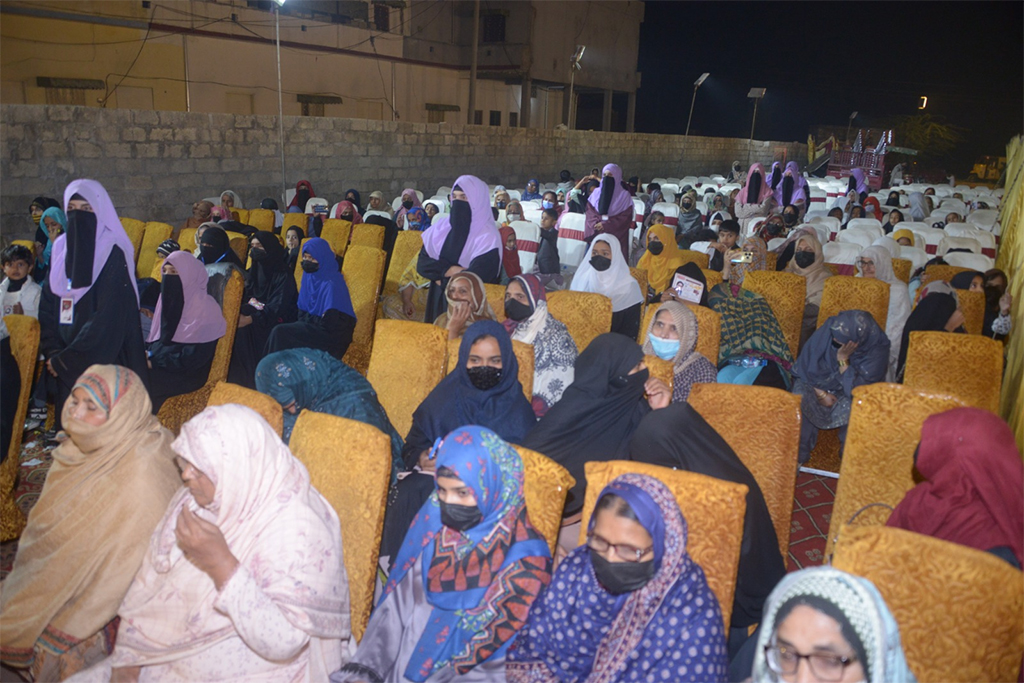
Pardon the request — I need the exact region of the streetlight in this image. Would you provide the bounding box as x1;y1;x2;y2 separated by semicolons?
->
684;72;709;137
274;0;287;202
846;110;858;146
746;87;766;164
567;45;585;130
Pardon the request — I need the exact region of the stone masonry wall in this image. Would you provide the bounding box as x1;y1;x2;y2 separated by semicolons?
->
1;104;806;241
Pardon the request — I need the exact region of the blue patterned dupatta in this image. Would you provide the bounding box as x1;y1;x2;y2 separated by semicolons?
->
383;426;551;681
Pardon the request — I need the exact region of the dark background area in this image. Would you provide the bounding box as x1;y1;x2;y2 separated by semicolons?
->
621;0;1023;175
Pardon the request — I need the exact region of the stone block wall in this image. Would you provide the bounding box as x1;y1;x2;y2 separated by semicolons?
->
1;104;806;241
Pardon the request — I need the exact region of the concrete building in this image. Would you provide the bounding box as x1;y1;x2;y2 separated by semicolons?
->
0;0;643;131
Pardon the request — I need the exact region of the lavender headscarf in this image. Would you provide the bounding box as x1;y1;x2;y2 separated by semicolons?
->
848;168;869;196
49;179;139;305
775;161;807;206
422;174;502;268
146;251;227;344
588;163;635;218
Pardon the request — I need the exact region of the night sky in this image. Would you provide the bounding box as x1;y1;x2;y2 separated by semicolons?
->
633;1;1023;173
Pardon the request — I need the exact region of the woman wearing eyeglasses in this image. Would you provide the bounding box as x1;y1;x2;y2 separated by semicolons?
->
507;473;728;682
750;566;915;683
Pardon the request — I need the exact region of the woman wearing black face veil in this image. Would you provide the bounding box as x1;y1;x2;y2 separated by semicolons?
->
38;180;148;429
197;225;243;268
416;175;502;323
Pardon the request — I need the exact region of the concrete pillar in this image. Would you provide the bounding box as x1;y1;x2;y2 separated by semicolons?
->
520;78;531;128
602;89;613;131
626;90;636;132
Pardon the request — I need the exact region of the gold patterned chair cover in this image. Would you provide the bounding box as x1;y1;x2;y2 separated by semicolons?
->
832;525;1024;683
350;223;385;250
1;315;39;541
483;283;507;323
514;445;575;556
643;354;674;397
765;252;777;271
546;291;613;353
638;302;721;366
246;208;275;233
579;460;747;630
955;289;985;335
688;383;800;560
701;268;723;289
207;381;285;437
320;219;353;257
289;410;390;643
157;268;244;434
630;267;649;322
224;231;249;264
823;262;839;276
382;231;424;298
892;257;912;283
825;383;967;559
816;275;890;330
119;217;146;264
281;212;308;237
137;222;173;279
445;338;534;400
293;237;311;290
742;270;806;360
922;263;971;286
178;227;198;254
341;245;386;374
365;320;448;437
231;208;249;225
903;331;1003;412
681;250;710;268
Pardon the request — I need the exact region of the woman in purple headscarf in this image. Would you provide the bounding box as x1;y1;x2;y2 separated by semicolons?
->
847;167;869;203
145;251;226;411
39;179;148;428
774;161;809;216
733;163;776;233
584;163;635;259
394;188;422;230
417;175;502;323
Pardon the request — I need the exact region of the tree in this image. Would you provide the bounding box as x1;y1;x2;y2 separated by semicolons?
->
883;113;966;165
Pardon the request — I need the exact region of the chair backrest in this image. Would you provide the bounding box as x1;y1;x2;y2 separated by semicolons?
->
826;382;966;559
341;245;387;374
579;460;747;631
382;231;424;298
510;220;540;274
822;242;862;266
232;208;250;225
203;266;244;385
836;228;875;251
515;445;575;556
557;213;589;269
937;235;981;255
832;525;1024;683
224;231;249;264
137;222;173;279
119;217;146;263
178;227;198;254
3;315;39;464
809;215;841;235
281;213;308;236
942;251;994;271
350;223;385;250
289;410;391;644
653;202;680;226
701;268;724;290
305;198;329;215
445;337;534;400
741;270;805;360
629;267;648;311
638;302;720;365
845;217;883;237
899;246;928;273
679;249;709;268
246;208;275;233
903;331;1003;412
482;283;507;323
643;354;674;396
293;237;311;290
916;226;947;254
687;383;799;560
320;219;353;257
546;291;613;353
966;209;999;231
891;257;912;283
921;263;971;286
365;320;448;437
207;381;284;437
958;289;985;335
816;276;889;330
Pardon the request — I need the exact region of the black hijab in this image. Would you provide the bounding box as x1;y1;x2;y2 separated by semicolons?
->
950;270;983;292
198;226;243;268
64;209;98;288
886;191;901;207
246;231;292;300
31;196;60;245
896;292;961;382
629;403;786;628
796;310;890;397
524;333;650;515
674;262;710;307
157;274;185;343
769;164;782;191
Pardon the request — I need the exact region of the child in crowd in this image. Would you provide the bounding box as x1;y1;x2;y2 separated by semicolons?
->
1;245;42;325
535;208;563;289
708;219;741;272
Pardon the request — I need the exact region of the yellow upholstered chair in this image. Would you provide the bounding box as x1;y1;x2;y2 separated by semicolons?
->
289;410;391;644
687;383;800;561
903;331;1003;412
922;263;971;286
382;231;423;298
157;268;244;434
824;263;840;276
638;302;722;366
350;223;385;250
225;231;249;264
119;217;146;264
832;525;1024;683
957;288;985;335
178;227;198;254
644;354;674;396
514;445;575;556
365;320;448;437
742;270;806;360
281;213;308;237
320;219;352;257
234;208;250;225
701;268;724;289
765;252;777;271
207;381;284;437
546;291;612;353
341;245;386;375
246;208;275;233
0;315;39;541
892;257;912;283
293;237;311;290
445;338;534;400
816;275;890;330
579;461;747;630
150;257;165;282
483;283;507;323
681;250;710;268
630;266;649;302
137;222;173;279
824;382;966;559
11;240;35;252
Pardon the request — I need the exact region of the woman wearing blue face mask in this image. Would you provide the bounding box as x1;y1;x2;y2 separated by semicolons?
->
541;191;558;211
642;301;718;403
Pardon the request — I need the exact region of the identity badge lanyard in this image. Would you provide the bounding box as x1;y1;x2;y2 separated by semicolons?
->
60;281;74;325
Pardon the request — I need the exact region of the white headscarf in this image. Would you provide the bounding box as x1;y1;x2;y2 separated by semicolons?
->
858;245;912;377
871;236;901;259
571;234;644;313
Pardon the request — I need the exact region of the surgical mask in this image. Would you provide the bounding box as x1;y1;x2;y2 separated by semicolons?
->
497;200;507;209
301;261;319;273
507;214;521;223
590;255;612;271
542;200;555;210
794;251;815;269
249;247;267;262
467;365;501;390
648;333;680;361
504;298;532;321
590;551;656;594
783;212;798;225
646;241;664;256
402;199;414;210
439;501;483;532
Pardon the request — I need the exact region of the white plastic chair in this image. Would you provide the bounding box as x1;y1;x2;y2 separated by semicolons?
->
305;198;329;214
662;192;676;204
943;251;994;271
556;213;588;269
809;189;828;206
436;186;452;199
767;237;786;250
915;227;948;254
522;205;543;224
507;189;522;201
967;210;999;232
697;176;716;188
652;202;680;227
661;183;680;197
938;236;982;256
899;246;928;273
511;221;540;273
362;209;391;222
804;209;829;221
688;241;712;256
632;197;646;224
809;216;841;237
823;241;861;265
846;218;883;238
424;198;447;215
695;201;709;217
837;229;875;251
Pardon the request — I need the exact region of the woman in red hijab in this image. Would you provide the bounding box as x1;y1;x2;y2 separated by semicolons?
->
887;407;1023;567
862;196;884;221
499;225;522;280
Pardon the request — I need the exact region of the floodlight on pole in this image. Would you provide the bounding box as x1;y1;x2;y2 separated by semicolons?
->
567;45;585;130
746;87;766;164
846;110;858;145
684;72;710;138
275;0;287;201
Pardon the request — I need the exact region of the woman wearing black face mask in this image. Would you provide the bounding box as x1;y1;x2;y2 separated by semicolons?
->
583;163;634;259
227;231;298;387
784;231;833;349
379;320;535;563
570;235;645;338
508;473;728;682
197;226;243;269
38;180;149;430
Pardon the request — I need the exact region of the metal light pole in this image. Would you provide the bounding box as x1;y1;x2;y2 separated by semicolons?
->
568;45;585;130
467;0;479;124
845;110;858;146
684;72;709;137
746;87;766;164
274;0;287;202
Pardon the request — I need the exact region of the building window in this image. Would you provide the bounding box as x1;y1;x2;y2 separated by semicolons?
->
373;3;390;31
473;110;483;125
36;77;103;107
297;94;341;117
302;102;325;117
509;112;518;127
489;110;501;126
482;13;505;43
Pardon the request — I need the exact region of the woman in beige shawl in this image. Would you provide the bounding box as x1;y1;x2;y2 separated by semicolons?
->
785;230;832;350
433;270;497;340
0;365;180;681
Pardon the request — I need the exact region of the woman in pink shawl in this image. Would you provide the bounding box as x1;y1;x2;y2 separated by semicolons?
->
585;163;635;259
733;163;776;233
72;404;351;682
774;161;809;214
145;251;226;412
417;175;502;323
394;188;421;229
847;167;869;202
331;201;363;224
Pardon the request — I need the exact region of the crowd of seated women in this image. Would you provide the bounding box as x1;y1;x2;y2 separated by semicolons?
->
1;165;1018;682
